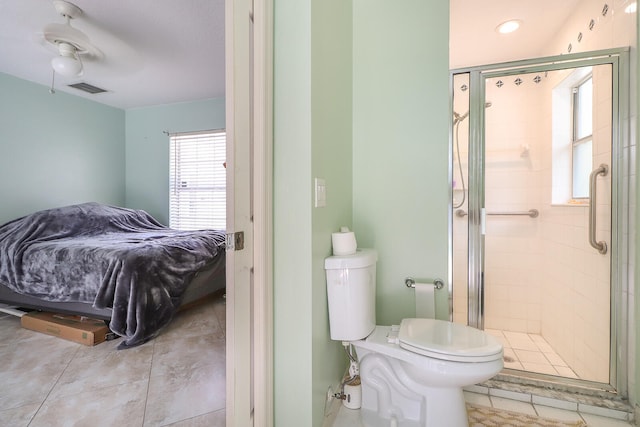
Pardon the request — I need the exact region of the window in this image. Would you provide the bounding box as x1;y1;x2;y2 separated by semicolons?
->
169;130;226;230
571;76;593;199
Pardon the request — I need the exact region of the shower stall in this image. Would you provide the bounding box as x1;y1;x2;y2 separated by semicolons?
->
450;48;630;394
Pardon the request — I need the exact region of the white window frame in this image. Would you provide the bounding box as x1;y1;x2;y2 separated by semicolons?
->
169;129;226;230
571;75;593;199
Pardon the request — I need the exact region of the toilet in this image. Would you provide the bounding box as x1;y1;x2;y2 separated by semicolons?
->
325;249;503;427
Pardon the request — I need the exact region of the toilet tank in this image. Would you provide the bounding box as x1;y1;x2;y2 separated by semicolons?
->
325;249;377;341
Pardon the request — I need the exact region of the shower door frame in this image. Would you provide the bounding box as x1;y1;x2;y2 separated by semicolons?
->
449;48;630;394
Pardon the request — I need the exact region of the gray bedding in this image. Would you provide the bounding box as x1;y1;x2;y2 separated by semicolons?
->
0;202;226;348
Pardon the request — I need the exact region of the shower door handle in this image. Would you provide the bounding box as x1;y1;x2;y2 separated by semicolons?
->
589;164;608;255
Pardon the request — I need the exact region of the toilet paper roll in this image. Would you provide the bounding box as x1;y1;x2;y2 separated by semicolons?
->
332;228;357;255
414;282;436;318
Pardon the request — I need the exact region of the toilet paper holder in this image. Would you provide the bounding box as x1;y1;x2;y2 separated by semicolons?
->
405;277;444;290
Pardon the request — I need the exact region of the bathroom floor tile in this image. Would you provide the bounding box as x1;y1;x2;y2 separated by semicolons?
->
0;294;226;427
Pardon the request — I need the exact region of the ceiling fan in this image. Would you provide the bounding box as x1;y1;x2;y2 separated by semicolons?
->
42;0;102;78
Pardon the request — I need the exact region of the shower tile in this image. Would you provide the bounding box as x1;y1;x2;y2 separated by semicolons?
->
521;362;558;376
555;366;578;378
529;334;547;345
544;352;568;367
514;349;550;364
504;332;539;351
504;361;524;371
534;340;555;353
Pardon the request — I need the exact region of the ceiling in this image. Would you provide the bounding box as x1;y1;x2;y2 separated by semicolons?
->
0;1;595;110
450;0;582;69
0;0;225;110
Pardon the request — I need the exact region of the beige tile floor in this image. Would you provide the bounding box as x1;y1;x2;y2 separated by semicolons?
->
485;328;580;378
0;294;226;427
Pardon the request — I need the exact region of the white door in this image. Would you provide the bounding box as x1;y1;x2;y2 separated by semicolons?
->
225;0;273;426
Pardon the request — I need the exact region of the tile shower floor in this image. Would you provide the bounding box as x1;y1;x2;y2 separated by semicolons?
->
0;293;226;427
485;328;580;378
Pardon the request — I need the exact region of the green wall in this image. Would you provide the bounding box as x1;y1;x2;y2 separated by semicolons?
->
273;0;314;424
125;98;225;225
352;1;450;324
0;73;125;225
311;0;354;424
0;71;221;228
636;7;640;414
273;1;450;425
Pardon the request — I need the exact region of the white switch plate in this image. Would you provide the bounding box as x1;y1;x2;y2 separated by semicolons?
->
315;178;326;207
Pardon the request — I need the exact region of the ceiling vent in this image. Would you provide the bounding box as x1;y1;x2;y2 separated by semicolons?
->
68;82;107;94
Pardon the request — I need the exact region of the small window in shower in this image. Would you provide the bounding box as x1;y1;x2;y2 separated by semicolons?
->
571;76;593;199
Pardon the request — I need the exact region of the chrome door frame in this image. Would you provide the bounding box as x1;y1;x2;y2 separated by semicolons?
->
449;48;630;395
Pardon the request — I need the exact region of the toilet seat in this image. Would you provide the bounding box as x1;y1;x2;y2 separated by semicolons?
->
398;318;503;362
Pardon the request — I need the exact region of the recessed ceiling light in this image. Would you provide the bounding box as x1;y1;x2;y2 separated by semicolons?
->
496;20;522;34
625;2;637;13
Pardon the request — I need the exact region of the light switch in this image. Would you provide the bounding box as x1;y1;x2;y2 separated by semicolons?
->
315;178;326;207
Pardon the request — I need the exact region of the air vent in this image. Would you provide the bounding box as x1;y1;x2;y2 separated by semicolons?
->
68;82;107;94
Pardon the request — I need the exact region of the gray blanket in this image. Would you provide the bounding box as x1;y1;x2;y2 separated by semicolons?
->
0;202;225;348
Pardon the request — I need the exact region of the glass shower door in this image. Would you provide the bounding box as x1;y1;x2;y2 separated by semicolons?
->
480;64;612;383
451;49;628;391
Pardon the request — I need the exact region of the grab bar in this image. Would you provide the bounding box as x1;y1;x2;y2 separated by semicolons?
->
455;209;539;218
589;164;608;254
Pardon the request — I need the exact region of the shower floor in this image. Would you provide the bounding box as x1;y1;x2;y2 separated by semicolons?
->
485;329;579;379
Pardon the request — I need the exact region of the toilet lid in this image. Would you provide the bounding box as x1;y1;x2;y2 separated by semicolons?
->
398;318;503;362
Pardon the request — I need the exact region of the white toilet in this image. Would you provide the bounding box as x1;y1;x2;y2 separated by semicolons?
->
325;249;503;427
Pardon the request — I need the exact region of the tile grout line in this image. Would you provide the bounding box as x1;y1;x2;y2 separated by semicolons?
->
140;339;157;427
26;343;82;426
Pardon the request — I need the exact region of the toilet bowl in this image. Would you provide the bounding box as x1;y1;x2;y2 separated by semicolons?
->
325;249;504;427
352;320;503;427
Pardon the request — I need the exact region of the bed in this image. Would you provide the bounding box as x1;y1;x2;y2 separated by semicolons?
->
0;202;226;349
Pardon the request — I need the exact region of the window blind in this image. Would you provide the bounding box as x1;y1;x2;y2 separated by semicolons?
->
169;130;226;230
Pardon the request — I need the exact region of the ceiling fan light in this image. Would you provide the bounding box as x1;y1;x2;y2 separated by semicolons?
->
51;55;82;77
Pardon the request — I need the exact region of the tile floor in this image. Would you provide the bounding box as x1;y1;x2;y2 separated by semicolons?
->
485;328;579;378
0;293;227;427
330;391;635;426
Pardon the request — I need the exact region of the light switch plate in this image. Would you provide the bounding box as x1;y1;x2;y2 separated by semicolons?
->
315;178;326;207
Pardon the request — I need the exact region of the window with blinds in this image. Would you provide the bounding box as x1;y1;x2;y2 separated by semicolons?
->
169;130;226;230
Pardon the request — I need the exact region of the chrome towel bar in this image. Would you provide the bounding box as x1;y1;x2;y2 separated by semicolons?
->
455;209;539;218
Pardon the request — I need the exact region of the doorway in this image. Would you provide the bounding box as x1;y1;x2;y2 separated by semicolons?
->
450;49;630;394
